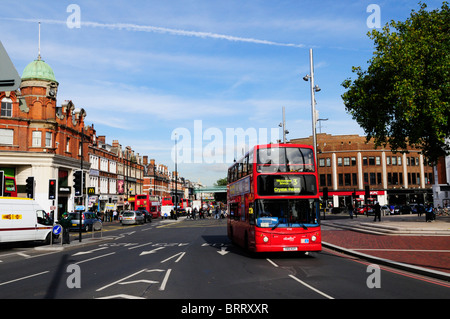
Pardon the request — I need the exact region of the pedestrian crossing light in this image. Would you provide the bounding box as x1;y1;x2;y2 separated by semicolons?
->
26;176;34;199
73;170;83;197
49;179;56;200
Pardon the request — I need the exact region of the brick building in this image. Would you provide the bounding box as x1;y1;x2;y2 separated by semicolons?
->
1;49;195;218
291;133;434;208
0;55;92;215
142;157;171;199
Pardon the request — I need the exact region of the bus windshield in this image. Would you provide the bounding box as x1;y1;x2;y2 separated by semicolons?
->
257;147;314;173
254;198;319;228
5;178;16;192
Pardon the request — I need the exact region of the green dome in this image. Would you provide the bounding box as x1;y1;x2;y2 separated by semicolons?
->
22;58;57;83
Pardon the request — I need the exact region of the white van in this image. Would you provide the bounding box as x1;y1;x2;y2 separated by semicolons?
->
161;205;174;219
0;197;54;244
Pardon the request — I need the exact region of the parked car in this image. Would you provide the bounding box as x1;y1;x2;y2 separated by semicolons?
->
356;205;374;216
68;212;102;232
139;209;152;223
393;206;402;215
380;205;391;216
121;210;145;225
356;206;366;215
401;205;412;214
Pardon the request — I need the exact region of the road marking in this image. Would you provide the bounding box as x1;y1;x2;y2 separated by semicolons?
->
72;247;108;256
128;242;153;250
96;268;149;291
266;258;279;267
140;247;165;256
289;275;334;299
119;280;159;285
160;252;185;263
217;247;229;256
0;271;49;286
75;252;116;265
96;294;145;299
159;269;171;291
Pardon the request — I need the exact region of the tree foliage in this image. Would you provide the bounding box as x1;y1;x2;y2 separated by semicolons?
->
214;177;228;186
341;2;450;163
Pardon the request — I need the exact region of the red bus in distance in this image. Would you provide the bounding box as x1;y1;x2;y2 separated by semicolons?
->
135;194;161;218
227;144;321;253
162;197;173;206
3;176;17;197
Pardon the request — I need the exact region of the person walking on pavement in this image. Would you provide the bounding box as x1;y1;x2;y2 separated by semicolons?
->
215;206;220;219
425;203;435;222
347;202;354;219
373;201;381;222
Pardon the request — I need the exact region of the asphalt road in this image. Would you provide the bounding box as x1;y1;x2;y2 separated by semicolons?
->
0;217;448;306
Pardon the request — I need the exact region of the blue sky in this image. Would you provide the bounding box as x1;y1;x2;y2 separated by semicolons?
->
0;0;444;186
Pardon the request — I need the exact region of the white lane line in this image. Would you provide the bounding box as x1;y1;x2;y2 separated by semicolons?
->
266;258;279;267
75;252;116;265
160;252;185;263
289;275;334;299
96;268;148;291
159;269;171;291
0;271;49;286
128;242;153;250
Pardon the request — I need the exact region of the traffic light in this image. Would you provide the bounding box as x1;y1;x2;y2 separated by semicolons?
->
322;187;328;201
73;170;83;197
49;179;56;200
26;176;34;199
365;185;370;200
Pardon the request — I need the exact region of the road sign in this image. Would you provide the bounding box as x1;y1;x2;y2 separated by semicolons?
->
52;225;62;235
0;41;21;91
87;187;96;195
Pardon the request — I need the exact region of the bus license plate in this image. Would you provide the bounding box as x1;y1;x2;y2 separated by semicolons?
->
284;247;298;251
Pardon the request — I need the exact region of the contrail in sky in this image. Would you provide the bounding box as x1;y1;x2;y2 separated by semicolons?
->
5;18;305;48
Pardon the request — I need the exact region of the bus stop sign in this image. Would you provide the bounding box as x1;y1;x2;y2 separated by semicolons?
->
0;41;21;91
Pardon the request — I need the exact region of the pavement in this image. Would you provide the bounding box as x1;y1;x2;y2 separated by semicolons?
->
321;213;450;282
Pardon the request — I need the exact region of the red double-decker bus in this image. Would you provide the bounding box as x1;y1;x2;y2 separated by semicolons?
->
135;194;161;218
1;175;17;197
227;144;321;253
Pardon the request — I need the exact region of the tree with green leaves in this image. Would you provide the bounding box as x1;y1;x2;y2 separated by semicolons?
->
214;177;228;186
341;2;449;164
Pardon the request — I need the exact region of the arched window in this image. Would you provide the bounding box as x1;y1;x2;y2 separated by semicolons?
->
1;97;13;117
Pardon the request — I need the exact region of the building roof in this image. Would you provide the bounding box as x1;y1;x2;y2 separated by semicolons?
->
22;57;57;83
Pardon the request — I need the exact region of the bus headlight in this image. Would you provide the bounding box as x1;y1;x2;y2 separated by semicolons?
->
263;236;269;243
311;235;317;242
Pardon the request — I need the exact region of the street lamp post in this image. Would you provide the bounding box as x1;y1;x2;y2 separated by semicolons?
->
279;106;289;143
303;48;321;160
174;132;178;219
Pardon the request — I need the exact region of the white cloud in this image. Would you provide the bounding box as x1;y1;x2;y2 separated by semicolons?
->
6;17;306;48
